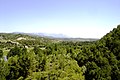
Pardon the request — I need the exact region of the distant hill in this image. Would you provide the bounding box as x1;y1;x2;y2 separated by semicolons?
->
12;32;99;41
0;33;54;48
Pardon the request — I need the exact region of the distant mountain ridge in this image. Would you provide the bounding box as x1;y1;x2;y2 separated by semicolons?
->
13;32;69;38
12;32;99;41
31;33;69;38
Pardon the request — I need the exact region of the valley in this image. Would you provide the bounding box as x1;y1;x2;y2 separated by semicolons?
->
0;25;120;80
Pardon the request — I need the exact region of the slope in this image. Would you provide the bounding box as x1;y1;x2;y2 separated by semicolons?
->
76;25;120;80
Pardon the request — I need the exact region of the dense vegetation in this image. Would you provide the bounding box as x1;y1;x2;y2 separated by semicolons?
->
0;25;120;80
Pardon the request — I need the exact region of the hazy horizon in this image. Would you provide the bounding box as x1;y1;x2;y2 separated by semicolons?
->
0;0;120;38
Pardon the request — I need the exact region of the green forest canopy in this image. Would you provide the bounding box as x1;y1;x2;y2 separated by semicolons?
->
0;25;120;80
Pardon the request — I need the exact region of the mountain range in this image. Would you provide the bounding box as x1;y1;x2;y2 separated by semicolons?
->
12;32;98;41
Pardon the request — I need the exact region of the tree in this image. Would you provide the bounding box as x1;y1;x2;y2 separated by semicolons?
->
0;60;9;80
0;50;3;58
7;46;22;58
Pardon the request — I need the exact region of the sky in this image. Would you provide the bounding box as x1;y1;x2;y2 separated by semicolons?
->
0;0;120;38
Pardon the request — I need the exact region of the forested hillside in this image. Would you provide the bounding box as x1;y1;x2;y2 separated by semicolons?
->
76;25;120;80
0;25;120;80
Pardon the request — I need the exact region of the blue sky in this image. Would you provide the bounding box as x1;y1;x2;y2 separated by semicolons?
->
0;0;120;38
